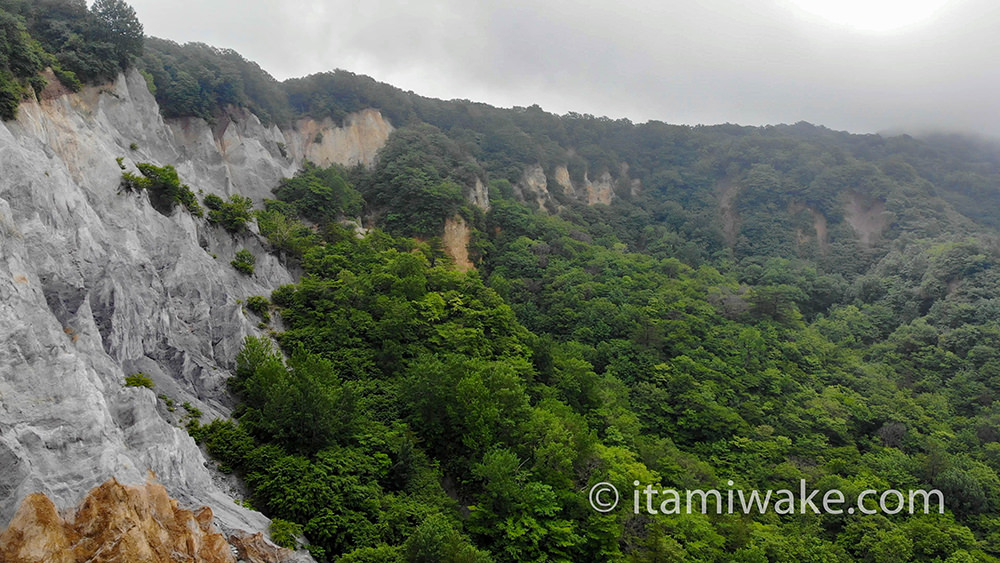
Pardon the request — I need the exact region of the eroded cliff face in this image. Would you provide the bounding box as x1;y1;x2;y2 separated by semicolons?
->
516;163;633;211
0;68;392;554
283;109;394;170
442;215;473;272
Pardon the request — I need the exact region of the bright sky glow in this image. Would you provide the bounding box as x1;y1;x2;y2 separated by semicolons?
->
789;0;952;31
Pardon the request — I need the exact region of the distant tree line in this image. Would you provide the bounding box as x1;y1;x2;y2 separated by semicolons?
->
0;0;143;119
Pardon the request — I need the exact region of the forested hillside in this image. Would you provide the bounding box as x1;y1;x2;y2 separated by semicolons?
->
173;49;1000;562
5;2;1000;562
194;128;1000;561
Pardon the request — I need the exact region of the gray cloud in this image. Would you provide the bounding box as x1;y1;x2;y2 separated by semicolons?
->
127;0;1000;135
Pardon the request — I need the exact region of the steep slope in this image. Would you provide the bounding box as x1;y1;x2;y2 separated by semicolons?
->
0;68;391;544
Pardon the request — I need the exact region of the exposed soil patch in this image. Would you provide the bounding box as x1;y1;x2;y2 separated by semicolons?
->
443;215;474;272
717;178;741;246
845;191;889;247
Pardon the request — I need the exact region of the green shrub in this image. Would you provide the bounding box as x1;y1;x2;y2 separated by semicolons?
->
124;373;155;388
119;162;202;217
119;170;147;192
269;518;302;550
0;10;50;119
175;184;203;217
182;402;202;418
0;71;21;121
256;207;319;260
158;394;176;411
52;66;82;92
203;193;224;210
232;249;256;275
28;75;46;98
206;194;253;233
246;295;271;322
304;545;327;561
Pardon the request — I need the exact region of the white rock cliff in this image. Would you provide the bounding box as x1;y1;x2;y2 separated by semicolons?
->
0;68;392;548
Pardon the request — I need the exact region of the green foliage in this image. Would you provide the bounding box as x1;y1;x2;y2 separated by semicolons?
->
198;199;1000;562
182;401;202;419
0;0;144;104
148;35;1000;563
124;372;154;388
404;514;493;563
140;37;289;125
255;205;320;260
90;0;142;68
202;193;223;210
269;518;302;550
158;394;175;411
274;162;363;223
0;8;48;119
233;338;356;454
0;70;20;120
246;295;270;322
120;161;202;216
359;124;480;237
52;65;81;91
205;193;253;232
231;248;255;275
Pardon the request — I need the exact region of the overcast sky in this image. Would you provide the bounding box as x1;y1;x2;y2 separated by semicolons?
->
125;0;1000;136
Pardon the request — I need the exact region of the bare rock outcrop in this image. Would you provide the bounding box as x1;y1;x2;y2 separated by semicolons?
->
442;215;474;272
0;477;299;563
515;163;627;211
284;109;393;169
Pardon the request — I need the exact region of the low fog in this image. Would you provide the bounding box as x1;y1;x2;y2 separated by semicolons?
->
127;0;1000;136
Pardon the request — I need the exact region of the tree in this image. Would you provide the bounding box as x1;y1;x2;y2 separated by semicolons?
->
90;0;142;68
275;162;363;222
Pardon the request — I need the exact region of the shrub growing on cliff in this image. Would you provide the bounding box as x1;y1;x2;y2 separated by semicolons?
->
256;206;320;260
124;372;155;388
120;162;203;217
205;193;254;233
231;249;256;275
269;519;302;550
246;295;271;322
231;336;356;454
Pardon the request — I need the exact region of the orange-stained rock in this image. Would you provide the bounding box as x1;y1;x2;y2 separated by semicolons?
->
0;478;242;563
0;493;77;563
230;531;294;563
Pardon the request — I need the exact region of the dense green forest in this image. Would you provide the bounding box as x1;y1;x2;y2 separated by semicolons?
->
9;1;1000;561
195;143;1000;561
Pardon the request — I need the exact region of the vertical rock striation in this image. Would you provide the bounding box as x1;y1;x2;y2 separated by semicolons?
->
0;68;391;553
